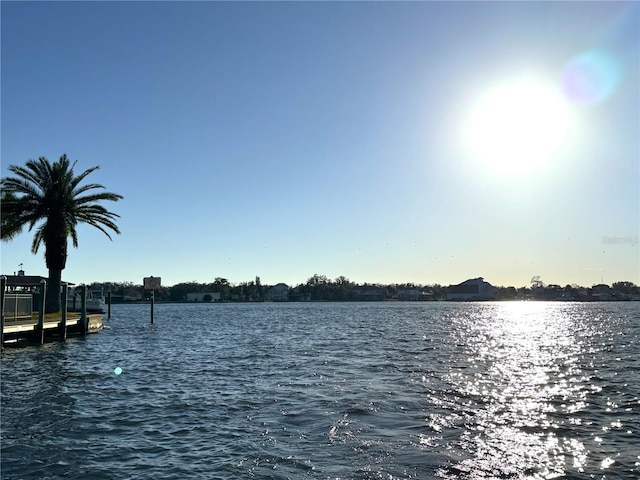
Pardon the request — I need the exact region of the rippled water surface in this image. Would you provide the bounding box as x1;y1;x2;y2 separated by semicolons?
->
2;302;639;479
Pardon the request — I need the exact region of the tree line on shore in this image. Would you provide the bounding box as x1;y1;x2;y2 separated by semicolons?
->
95;274;639;303
3;156;637;310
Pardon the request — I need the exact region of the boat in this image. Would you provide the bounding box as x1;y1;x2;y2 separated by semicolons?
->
67;286;106;313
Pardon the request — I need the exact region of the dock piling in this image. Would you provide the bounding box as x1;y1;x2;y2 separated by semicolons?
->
1;276;6;347
150;290;155;324
37;279;47;345
80;285;88;336
107;290;111;320
60;282;68;340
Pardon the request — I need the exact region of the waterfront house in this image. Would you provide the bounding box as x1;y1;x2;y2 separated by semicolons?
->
446;277;498;301
268;283;289;301
591;284;615;301
186;292;221;302
350;286;385;301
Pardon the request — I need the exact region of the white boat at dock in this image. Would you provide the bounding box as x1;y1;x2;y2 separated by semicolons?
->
67;286;106;313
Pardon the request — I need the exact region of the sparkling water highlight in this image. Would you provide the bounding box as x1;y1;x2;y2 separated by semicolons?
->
2;302;638;479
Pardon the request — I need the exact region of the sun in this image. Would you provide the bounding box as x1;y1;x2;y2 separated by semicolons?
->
463;77;573;175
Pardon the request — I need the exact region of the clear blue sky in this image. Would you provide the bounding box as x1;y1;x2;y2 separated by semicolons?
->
2;1;638;288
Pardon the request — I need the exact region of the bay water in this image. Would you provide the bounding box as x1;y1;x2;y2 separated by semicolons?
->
1;302;639;479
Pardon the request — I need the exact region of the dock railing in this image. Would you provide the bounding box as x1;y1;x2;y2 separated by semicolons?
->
3;292;33;321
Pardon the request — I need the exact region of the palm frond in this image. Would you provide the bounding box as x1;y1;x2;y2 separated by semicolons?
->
31;224;46;254
1;153;123;255
70;165;100;190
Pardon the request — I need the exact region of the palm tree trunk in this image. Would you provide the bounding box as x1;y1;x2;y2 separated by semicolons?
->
44;230;67;313
46;268;63;313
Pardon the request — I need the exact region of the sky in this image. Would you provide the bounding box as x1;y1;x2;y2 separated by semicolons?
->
1;1;639;289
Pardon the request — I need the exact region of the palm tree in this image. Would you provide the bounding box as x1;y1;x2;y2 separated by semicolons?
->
1;154;123;312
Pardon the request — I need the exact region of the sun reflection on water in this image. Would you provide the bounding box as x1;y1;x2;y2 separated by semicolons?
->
434;302;635;479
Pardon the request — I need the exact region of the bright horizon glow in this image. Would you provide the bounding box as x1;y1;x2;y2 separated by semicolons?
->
463;77;573;176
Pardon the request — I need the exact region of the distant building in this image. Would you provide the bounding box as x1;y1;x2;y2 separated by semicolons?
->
446;277;498;301
3;273;53;292
268;283;289;301
396;288;433;301
187;292;221;302
591;284;614;301
350;286;385;301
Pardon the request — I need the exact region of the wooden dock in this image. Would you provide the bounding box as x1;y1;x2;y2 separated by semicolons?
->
1;277;106;346
2;314;103;344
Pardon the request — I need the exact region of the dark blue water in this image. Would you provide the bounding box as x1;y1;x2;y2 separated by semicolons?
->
2;302;639;479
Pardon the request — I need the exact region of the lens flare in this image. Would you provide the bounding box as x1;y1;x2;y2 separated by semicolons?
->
561;50;621;105
114;367;123;375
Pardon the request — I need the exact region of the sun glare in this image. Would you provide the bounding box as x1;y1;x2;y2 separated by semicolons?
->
463;77;573;176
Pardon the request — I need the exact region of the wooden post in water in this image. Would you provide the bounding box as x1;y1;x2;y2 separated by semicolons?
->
0;276;6;347
150;290;155;324
107;290;111;320
37;279;47;345
60;282;68;340
80;285;88;336
143;276;160;324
